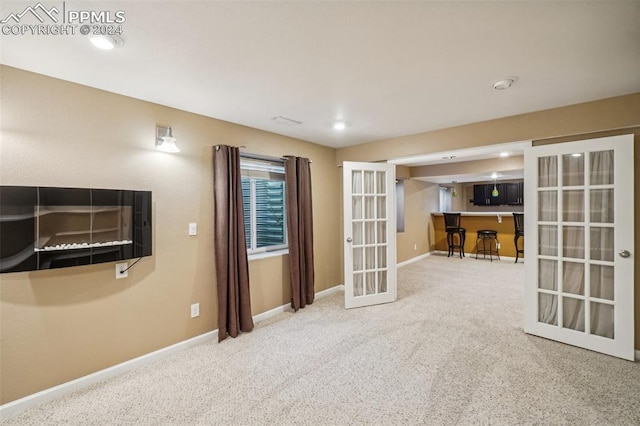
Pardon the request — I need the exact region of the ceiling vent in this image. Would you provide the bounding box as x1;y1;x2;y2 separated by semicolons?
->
271;116;303;126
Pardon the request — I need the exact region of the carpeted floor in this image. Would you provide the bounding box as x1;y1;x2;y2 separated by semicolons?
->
3;254;640;425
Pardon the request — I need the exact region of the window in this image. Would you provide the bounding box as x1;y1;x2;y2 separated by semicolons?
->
240;156;287;254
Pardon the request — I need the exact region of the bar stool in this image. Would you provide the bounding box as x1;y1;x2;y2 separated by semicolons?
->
443;213;466;258
476;229;500;261
513;213;524;263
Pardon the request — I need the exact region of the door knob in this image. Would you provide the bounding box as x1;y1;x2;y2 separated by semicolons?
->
618;250;631;258
346;237;353;243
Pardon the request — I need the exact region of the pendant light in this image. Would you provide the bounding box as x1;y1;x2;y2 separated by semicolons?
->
491;173;499;197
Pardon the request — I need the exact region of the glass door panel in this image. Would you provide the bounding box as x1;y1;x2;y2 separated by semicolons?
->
562;190;584;222
538;293;558;325
562;262;584;295
589;264;614;300
562;153;584;186
590;189;614;223
563;298;585;332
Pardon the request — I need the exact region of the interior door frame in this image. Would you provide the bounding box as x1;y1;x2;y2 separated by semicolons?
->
523;134;635;360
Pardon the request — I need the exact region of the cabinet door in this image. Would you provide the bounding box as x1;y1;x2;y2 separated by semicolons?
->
473;185;488;205
518;182;524;204
505;183;520;204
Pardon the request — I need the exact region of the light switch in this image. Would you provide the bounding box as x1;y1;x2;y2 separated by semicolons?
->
189;223;197;236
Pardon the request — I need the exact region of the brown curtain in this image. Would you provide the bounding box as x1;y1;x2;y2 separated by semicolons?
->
284;156;315;311
212;145;253;341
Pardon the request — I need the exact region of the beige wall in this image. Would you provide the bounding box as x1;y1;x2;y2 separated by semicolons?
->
0;66;342;404
396;179;439;262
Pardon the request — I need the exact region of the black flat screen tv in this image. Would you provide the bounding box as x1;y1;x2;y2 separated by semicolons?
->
0;186;152;273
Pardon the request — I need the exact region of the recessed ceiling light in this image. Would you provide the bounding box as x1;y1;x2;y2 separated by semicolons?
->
500;152;509;157
492;76;519;90
89;34;124;50
333;121;346;130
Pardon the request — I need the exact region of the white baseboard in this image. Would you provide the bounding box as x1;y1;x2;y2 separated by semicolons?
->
252;283;344;323
397;252;432;268
0;283;345;421
432;250;520;262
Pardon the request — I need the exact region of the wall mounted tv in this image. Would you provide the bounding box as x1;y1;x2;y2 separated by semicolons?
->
0;186;152;273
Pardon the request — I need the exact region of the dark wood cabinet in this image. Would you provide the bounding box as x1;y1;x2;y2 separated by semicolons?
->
504;182;524;205
473;185;488;205
473;184;505;206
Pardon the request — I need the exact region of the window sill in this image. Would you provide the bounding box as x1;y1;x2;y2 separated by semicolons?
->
248;249;289;261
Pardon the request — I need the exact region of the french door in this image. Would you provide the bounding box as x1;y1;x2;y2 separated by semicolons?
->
343;162;397;309
524;134;634;360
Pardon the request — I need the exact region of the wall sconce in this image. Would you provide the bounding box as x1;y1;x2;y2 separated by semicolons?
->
156;126;180;153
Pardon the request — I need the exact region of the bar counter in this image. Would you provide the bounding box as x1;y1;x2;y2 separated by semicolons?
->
432;212;521;259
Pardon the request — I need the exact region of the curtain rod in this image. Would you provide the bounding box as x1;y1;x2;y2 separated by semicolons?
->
240;152;285;164
214;145;312;163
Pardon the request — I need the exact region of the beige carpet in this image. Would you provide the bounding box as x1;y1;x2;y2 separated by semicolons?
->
3;254;640;425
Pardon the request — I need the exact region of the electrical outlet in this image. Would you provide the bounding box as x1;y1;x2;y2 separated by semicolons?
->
116;262;128;279
188;223;198;236
190;303;200;318
496;242;501;249
414;244;417;250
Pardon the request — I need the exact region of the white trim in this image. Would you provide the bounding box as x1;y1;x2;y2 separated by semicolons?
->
248;248;289;261
315;284;345;298
251;284;344;323
251;303;292;323
397;252;431;268
431;250;519;262
0;283;345;421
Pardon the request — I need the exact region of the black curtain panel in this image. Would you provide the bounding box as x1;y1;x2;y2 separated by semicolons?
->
212;145;254;341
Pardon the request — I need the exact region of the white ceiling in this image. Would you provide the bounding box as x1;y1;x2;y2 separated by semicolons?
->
1;1;639;149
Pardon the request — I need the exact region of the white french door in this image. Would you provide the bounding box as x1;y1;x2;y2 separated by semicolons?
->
524;134;634;360
343;162;397;309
